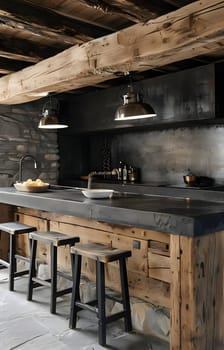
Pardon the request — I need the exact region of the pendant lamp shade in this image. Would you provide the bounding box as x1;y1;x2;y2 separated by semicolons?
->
38;97;68;129
114;74;156;121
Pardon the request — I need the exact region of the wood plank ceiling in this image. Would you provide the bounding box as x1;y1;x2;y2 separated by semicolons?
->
0;0;223;103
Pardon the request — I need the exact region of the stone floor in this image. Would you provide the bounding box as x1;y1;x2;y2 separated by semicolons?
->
0;269;169;350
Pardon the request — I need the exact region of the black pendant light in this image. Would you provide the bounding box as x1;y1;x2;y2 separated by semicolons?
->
114;72;156;121
38;97;68;129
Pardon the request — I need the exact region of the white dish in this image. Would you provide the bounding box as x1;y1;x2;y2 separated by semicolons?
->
14;182;49;193
81;189;114;199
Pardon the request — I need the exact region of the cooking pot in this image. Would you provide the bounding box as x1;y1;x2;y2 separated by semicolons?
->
183;173;199;186
183;173;214;187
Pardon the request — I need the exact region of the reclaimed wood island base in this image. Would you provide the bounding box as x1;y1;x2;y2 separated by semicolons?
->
0;187;224;349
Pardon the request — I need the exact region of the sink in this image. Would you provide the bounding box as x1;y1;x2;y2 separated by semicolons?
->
82;189;114;199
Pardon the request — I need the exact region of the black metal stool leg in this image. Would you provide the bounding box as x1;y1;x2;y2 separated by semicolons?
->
50;244;57;314
119;257;132;332
9;235;16;291
69;254;82;329
97;261;106;346
27;239;37;301
28;237;32;258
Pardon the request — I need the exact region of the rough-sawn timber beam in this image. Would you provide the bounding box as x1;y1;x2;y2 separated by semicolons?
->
77;0;163;23
0;0;223;105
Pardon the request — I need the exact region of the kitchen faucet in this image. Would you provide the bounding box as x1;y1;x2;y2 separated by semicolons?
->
19;155;37;183
87;169;119;189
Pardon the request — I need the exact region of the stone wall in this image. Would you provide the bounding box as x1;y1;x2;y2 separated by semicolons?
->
0;102;59;186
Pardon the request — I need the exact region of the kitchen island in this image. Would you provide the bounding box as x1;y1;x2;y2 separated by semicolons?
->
0;187;223;350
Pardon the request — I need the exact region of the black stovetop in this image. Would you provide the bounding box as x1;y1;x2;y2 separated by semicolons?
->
169;184;224;190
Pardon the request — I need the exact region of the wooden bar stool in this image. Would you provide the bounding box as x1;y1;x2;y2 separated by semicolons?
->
27;231;79;314
69;242;132;346
0;222;36;291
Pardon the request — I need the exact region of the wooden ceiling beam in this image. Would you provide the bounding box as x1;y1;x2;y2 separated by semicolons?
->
0;0;109;43
77;0;165;23
161;0;194;7
0;0;223;104
26;0;118;31
0;57;30;74
0;37;61;63
0;14;88;47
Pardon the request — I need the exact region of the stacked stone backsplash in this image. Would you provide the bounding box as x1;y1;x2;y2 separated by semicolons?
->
0;102;59;186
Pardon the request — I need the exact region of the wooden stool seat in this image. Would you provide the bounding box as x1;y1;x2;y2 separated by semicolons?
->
27;231;79;314
29;231;79;247
0;222;36;235
71;242;131;263
0;222;36;291
69;242;132;346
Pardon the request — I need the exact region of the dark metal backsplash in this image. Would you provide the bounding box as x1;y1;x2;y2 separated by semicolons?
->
87;125;224;185
59;62;224;185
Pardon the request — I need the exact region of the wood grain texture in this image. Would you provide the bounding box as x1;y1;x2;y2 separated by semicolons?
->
16;207;170;243
0;204;14;260
0;0;223;103
179;235;217;350
148;251;171;283
50;220;149;276
170;234;181;350
71;242;131;263
28;0;130;31
13;207;224;348
76;0;162;23
0;0;96;43
16;210;170;307
213;232;224;350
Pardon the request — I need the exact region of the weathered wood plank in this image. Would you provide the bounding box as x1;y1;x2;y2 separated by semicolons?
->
16;213;49;264
0;0;106;43
170;234;181;350
0;204;14;260
213;232;224;349
14;208;224;347
179;235;217;350
16;207;170;242
0;0;223;104
0;37;60;63
50;220;149;276
28;0;123;31
148;251;171;283
77;0;164;23
0;15;84;48
162;0;194;7
0;57;29;74
148;240;170;256
82;262;170;307
16;210;170;307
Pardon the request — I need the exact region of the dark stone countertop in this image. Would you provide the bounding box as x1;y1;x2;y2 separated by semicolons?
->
1;187;224;237
63;179;224;202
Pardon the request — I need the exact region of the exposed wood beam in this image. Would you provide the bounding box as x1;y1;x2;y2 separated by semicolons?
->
77;0;164;23
26;0;118;31
161;0;194;7
0;14;86;47
0;0;223;104
0;0;109;42
0;37;61;63
0;58;30;74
